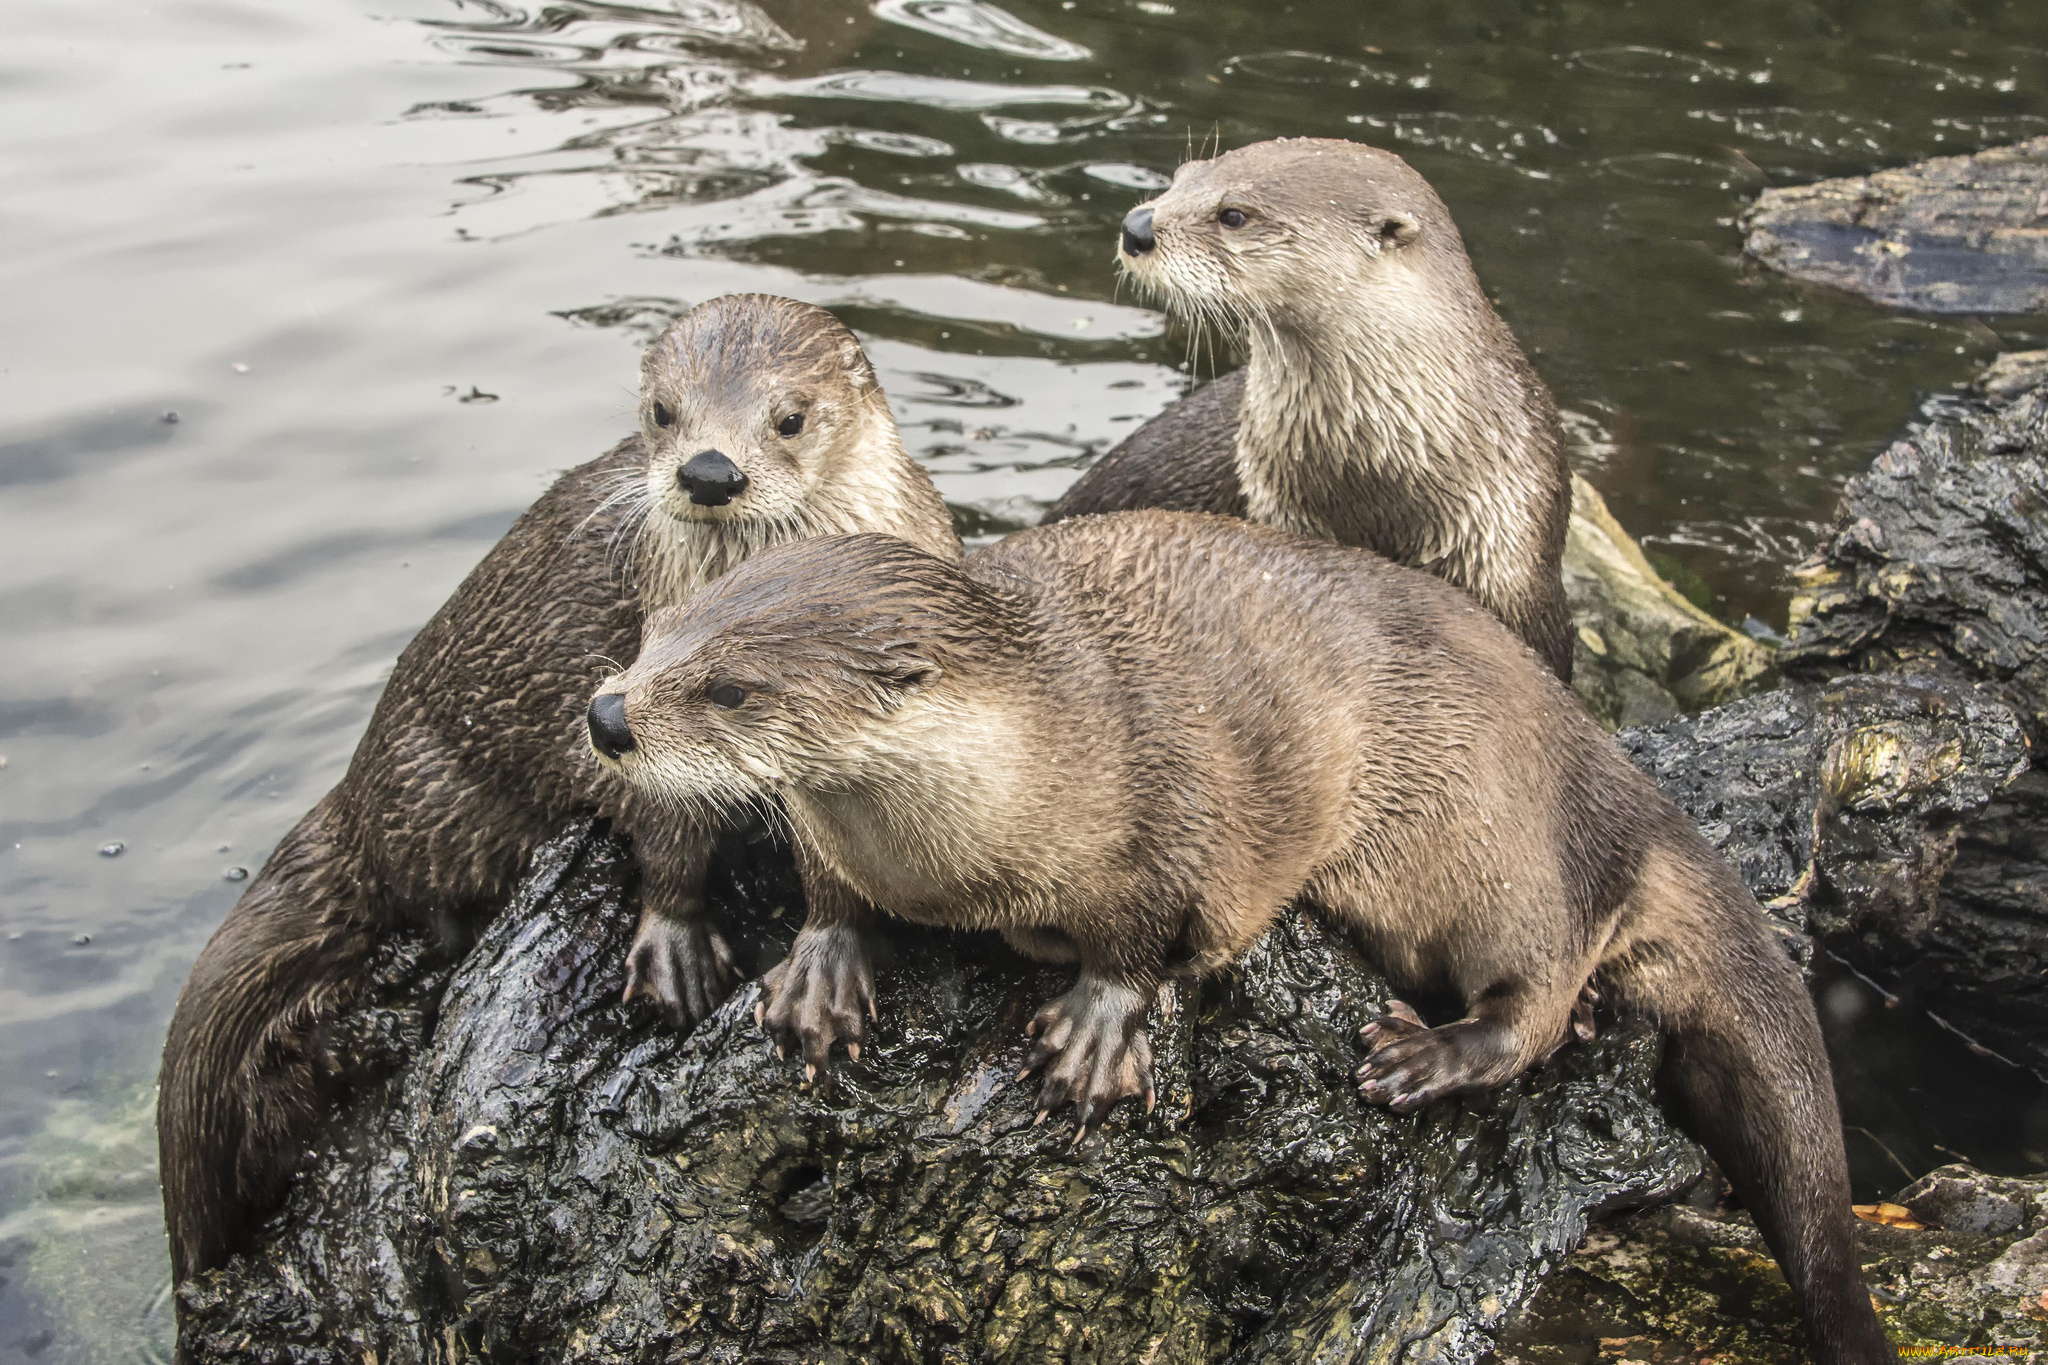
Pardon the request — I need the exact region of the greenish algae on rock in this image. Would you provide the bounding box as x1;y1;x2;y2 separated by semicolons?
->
1782;349;2048;1075
1496;1165;2048;1363
1564;475;1777;732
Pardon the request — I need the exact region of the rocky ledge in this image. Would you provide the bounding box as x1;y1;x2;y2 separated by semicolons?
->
177;661;2025;1363
1742;136;2048;313
1785;350;2048;1076
1501;1164;2048;1362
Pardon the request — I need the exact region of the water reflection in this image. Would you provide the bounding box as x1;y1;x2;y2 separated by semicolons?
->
10;0;2048;1355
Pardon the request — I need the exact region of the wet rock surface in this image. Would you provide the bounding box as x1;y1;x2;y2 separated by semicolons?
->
179;821;1706;1364
1742;137;2048;313
1784;350;2048;1074
1564;477;1776;732
1618;674;2026;957
178;664;2032;1362
1496;1165;2048;1363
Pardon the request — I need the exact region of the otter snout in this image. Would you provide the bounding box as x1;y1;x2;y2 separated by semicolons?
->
588;692;636;761
678;449;750;507
1120;207;1155;257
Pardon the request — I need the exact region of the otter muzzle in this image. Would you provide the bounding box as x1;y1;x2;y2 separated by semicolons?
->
1120;207;1155;257
588;693;636;760
678;449;750;507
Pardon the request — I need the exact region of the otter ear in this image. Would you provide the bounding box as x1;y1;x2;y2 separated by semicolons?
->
838;338;879;394
1371;212;1422;250
876;655;943;695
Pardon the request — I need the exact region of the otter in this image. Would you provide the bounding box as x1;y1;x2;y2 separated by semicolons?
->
592;514;1895;1365
156;296;959;1291
1045;138;1576;681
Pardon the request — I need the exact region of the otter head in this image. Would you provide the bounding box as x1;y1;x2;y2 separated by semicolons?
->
637;295;890;529
587;534;1007;815
1116;138;1467;331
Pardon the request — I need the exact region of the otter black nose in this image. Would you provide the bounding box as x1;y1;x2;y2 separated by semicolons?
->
678;449;749;507
1121;207;1155;257
588;693;635;760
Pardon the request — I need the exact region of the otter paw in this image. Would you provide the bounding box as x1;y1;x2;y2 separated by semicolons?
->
1357;997;1427;1051
623;912;739;1027
1355;1015;1507;1113
1571;982;1599;1044
1018;977;1156;1141
756;925;876;1084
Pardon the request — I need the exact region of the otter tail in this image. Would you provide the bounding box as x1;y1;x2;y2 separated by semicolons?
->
1613;855;1896;1365
158;799;373;1286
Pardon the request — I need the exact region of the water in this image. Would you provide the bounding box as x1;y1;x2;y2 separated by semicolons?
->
7;0;2048;1356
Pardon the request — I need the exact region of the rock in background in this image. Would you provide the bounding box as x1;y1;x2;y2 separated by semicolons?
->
1565;476;1776;732
1784;350;2048;1075
1742;137;2048;313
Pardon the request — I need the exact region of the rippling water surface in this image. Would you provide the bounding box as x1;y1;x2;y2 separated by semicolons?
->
9;0;2048;1356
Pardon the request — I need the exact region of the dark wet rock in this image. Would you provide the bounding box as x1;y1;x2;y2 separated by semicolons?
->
177;658;2032;1361
1618;674;2025;959
1784;350;2048;1073
1742;138;2048;313
179;820;1708;1365
1497;1165;2048;1362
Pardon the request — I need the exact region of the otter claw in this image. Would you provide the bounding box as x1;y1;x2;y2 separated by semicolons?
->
756;924;876;1089
1019;977;1156;1136
623;912;738;1028
1358;1015;1512;1112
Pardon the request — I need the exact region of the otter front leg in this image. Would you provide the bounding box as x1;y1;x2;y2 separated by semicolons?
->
1356;981;1572;1113
1020;974;1158;1139
757;864;878;1083
620;814;736;1027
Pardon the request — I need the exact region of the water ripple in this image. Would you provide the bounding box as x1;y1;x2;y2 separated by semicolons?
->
873;0;1089;62
750;69;1122;112
1221;51;1400;87
1567;46;1742;83
1346;112;1564;174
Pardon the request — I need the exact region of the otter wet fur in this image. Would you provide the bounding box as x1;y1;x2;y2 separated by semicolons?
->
1046;137;1576;681
595;513;1895;1365
155;295;958;1295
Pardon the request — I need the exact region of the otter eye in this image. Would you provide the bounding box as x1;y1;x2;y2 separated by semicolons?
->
709;683;746;710
652;401;674;428
1218;207;1247;229
776;412;804;438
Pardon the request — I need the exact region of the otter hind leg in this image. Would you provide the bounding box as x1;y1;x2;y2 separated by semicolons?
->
1018;975;1156;1139
159;805;368;1285
1354;979;1575;1112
